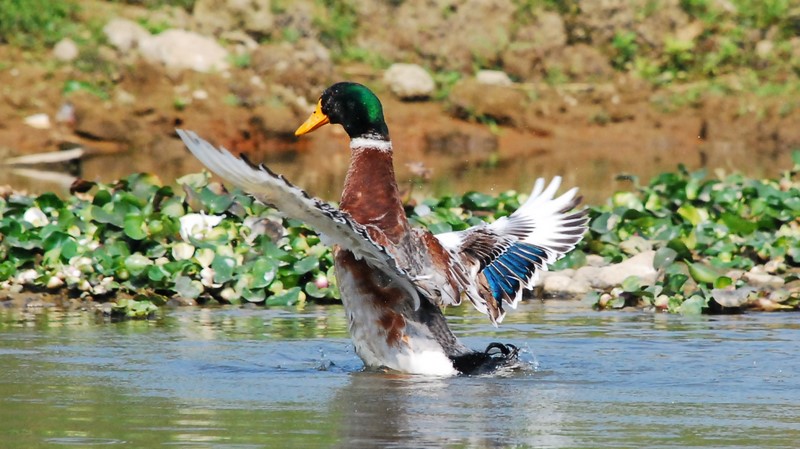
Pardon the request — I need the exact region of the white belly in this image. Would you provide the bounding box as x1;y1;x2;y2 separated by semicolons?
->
335;258;458;376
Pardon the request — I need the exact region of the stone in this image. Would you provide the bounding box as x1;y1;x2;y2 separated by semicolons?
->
502;11;567;80
103;18;151;54
476;69;513;86
23;113;51;129
389;0;515;71
548;44;615;82
448;78;528;127
383;63;435;100
575;250;658;289
249;103;301;137
139;29;229;73
193;0;275;38
541;271;591;296
743;271;785;289
755;40;774;59
53;38;79;61
250;39;332;100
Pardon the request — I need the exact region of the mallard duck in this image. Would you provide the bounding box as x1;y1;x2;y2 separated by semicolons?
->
177;82;587;376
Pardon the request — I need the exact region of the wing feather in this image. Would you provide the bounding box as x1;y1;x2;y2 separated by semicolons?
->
435;177;588;323
177;129;423;307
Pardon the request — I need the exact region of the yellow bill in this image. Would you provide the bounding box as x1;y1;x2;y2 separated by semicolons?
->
295;100;330;136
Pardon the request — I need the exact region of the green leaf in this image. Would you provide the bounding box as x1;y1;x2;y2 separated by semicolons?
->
211;255;236;284
621;275;642;293
666;238;692;261
242;287;266;303
124;253;152;276
174;275;203;299
428;222;452;234
713;276;733;289
653;247;678;270
304;280;332;299
687;261;721;284
663;272;689;295
720;212;757;235
678;294;707;315
293;255;319;275
250;259;277;288
123;214;148;240
42;231;78;263
677;204;703;226
0;261;16;281
267;286;304;306
198;187;234;214
463;191;497;209
146;265;169;283
590;212;616;234
35;192;64;211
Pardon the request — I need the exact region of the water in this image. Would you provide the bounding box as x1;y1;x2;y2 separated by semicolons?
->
1;302;798;448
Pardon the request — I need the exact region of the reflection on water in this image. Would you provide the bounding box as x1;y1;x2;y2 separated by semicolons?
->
1;303;799;448
2;125;791;206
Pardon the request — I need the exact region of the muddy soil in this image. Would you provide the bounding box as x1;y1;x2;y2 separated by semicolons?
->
0;53;797;206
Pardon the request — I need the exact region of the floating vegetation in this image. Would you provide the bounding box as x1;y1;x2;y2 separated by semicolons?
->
1;154;798;318
582;152;800;313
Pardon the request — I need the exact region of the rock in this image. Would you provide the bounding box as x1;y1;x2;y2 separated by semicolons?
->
166;297;198;307
448;78;528;126
476;70;513;86
249;102;301;137
575;250;658;289
548;44;614;81
383;63;435;100
389;0;515;71
711;286;755;308
502;10;567;80
541;271;591;296
53;38;79;61
743;271;785;289
755;40;774;59
193;0;275;38
139;29;229;73
675;20;704;43
585;254;607;267
423;127;498;160
575;0;689;47
619;236;653;255
24;113;51;129
250;38;332;100
103;18;151;54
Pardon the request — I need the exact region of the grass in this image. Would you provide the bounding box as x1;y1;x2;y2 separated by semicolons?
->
0;0;80;49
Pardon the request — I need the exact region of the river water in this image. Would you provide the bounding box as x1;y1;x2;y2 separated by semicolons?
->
1;302;798;448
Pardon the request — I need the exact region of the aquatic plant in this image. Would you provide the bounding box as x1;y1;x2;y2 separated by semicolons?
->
582;152;800;313
0;154;798;318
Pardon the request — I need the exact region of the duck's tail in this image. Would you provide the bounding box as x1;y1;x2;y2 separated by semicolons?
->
450;342;521;375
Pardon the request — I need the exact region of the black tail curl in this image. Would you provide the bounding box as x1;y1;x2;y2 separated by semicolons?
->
451;342;521;375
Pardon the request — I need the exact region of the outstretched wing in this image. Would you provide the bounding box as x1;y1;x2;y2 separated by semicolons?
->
436;177;588;323
176;129;423;306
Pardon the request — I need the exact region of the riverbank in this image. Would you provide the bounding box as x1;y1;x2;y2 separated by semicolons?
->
1;159;798;316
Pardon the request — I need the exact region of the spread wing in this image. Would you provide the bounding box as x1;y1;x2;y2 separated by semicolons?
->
176;129;424;306
435;177;588;324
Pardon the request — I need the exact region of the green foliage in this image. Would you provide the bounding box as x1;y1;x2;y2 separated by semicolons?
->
1;153;798;318
586;156;800;312
314;0;358;55
612;31;638;70
108;0;196;10
0;0;79;49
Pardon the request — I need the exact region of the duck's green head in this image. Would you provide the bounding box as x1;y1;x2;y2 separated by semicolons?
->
295;82;389;141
